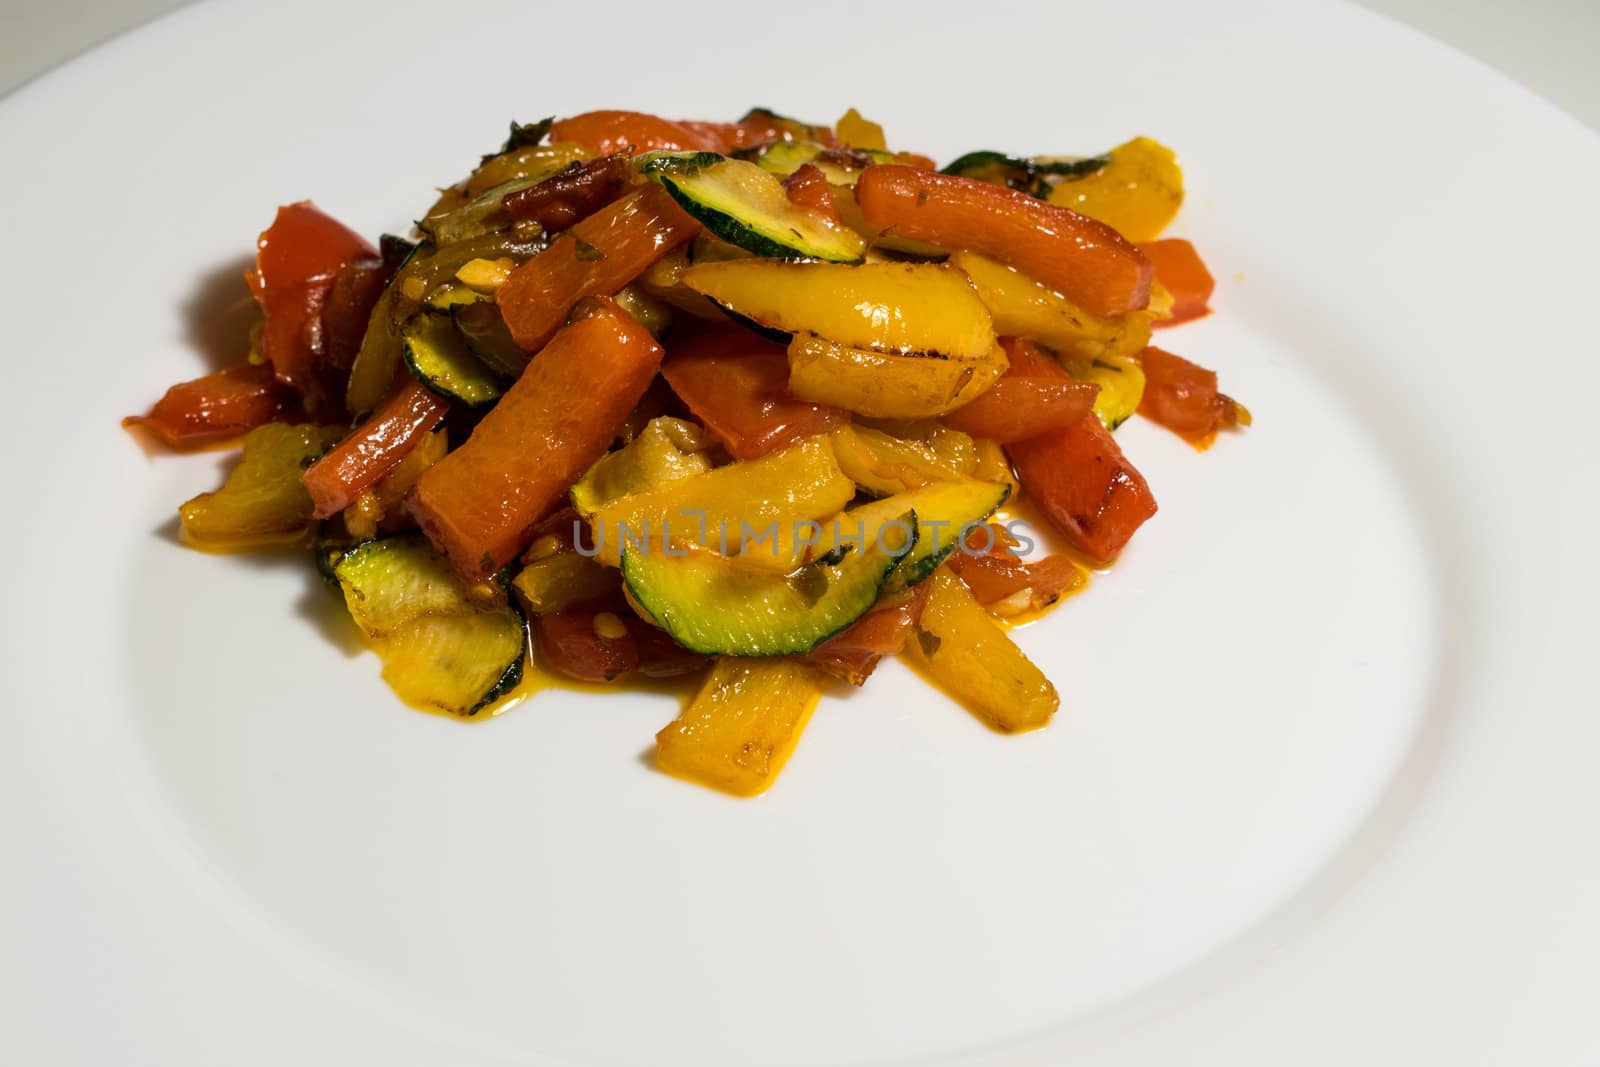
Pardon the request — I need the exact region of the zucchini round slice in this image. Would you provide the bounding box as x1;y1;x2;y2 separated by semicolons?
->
941;151;1111;199
846;480;1010;593
639;151;866;263
401;309;506;409
622;513;916;656
333;535;527;716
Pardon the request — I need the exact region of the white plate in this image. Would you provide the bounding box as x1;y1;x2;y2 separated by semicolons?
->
3;1;1598;1063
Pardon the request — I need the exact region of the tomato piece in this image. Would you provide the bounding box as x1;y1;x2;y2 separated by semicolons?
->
854;165;1152;317
946;524;1084;611
301;377;449;519
408;298;665;579
660;323;845;459
123;360;298;448
249;202;377;398
548;110;725;156
806;583;930;686
1006;413;1158;563
496;184;699;352
1135;346;1248;445
782;163;844;227
1140;239;1214;326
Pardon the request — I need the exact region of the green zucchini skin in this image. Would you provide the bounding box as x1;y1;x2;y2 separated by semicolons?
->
333;535;527;716
450;300;530;378
941;151;1111;199
639;151;865;263
401;309;506;409
621;513;918;656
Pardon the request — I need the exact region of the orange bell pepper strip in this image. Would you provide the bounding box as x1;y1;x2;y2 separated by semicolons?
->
854;165;1152;317
782;163;845;226
407;298;666;579
548;110;725;156
301;377;449;519
248;202;378;396
659;323;845;459
946;523;1084;609
123;360;299;449
1140;239;1215;326
495;183;700;352
1135;346;1249;445
805;583;930;686
1000;341;1158;562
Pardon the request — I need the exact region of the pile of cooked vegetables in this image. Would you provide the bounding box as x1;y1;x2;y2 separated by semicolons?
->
127;107;1247;796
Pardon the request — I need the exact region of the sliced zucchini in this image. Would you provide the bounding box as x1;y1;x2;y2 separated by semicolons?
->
425;283;486;310
639;151;866;263
401;309;505;409
622;513;917;656
450;300;530;378
333;535;526;716
754;140;891;185
817;480;1009;593
613;285;674;340
942;150;1111;198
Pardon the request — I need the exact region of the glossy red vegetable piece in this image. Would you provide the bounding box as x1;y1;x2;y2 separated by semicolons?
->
248;202;378;396
548;110;725;156
854;165;1152;317
1140;239;1215;326
321;258;394;376
1007;413;1158;563
946;524;1083;608
942;377;1099;443
123;360;298;448
300;377;449;519
408;299;665;580
782;164;845;227
496;183;700;352
806;583;930;686
660;323;845;459
501;154;630;233
536;605;708;683
1136;346;1248;444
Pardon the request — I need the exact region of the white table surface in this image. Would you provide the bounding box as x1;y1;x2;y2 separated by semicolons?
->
2;0;1598;132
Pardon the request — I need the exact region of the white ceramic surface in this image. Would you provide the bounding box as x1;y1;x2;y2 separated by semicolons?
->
2;1;1598;1064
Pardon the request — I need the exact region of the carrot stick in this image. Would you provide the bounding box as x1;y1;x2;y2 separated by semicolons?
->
407;298;665;579
495;183;699;352
854;164;1152;317
301;377;448;519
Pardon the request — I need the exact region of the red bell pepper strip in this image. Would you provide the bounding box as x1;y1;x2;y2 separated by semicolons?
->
805;583;930;686
946;524;1083;608
548;110;726;156
1007;414;1158;563
408;298;665;579
496;183;700;352
854;165;1152;317
248;202;378;396
123;359;298;448
942;336;1099;442
782;163;845;226
536;604;708;683
300;377;449;519
1135;346;1249;445
660;323;844;459
943;375;1098;443
1140;239;1215;326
